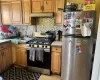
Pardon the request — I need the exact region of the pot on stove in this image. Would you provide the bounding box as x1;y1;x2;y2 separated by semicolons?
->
45;31;56;41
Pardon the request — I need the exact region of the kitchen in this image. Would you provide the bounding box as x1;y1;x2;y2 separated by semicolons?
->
0;0;99;80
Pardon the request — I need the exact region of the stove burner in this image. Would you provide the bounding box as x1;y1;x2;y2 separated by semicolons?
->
27;37;52;45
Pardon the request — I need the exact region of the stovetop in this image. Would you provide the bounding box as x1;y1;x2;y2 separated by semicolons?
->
27;37;52;45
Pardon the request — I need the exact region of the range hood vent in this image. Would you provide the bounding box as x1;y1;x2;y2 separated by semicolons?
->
30;13;54;18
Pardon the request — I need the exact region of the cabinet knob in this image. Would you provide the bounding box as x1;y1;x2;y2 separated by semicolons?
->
46;1;48;4
1;52;4;56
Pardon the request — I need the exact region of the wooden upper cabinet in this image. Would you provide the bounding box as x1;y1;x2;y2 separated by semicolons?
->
55;0;64;25
32;0;43;12
11;1;22;24
32;0;53;12
22;0;31;24
1;2;11;25
43;0;53;12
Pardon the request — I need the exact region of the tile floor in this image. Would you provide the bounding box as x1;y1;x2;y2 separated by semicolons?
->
39;75;61;80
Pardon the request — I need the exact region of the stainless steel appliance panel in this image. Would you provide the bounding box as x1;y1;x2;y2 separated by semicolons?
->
61;37;75;80
72;38;92;80
61;37;92;80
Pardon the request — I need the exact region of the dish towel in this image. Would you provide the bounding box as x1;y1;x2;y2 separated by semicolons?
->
29;48;36;62
36;48;44;62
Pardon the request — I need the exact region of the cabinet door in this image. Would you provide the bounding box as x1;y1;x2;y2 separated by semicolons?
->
54;0;64;25
6;48;12;67
16;48;27;67
2;50;7;71
32;0;43;12
0;52;3;73
11;1;22;24
12;46;16;63
1;2;11;25
43;0;53;12
51;52;61;74
22;0;31;24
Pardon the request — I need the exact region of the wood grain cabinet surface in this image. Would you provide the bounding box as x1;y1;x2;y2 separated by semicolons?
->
32;0;53;12
12;44;27;67
22;0;31;24
43;0;53;12
0;43;12;73
32;0;43;12
11;1;22;24
54;0;65;25
51;46;62;74
1;2;11;25
16;48;27;67
1;0;22;25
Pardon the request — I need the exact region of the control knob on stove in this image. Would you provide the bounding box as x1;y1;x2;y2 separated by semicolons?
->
32;45;34;47
29;44;31;47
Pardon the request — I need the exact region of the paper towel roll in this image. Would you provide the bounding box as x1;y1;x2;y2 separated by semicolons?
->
81;23;91;37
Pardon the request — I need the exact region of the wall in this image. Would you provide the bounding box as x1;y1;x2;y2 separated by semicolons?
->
91;16;100;80
66;0;100;37
67;0;84;3
16;18;62;37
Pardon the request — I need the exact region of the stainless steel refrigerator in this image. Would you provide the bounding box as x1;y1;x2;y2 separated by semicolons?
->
61;11;96;80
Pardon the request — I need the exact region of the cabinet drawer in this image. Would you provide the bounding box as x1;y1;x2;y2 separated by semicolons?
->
52;47;61;52
0;43;11;50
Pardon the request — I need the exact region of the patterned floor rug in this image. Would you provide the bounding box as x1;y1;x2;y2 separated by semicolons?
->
0;66;41;80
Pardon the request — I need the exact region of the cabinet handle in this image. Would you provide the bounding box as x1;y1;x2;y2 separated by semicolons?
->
46;1;48;4
1;46;3;49
2;52;4;56
41;6;44;11
1;52;4;56
41;6;42;10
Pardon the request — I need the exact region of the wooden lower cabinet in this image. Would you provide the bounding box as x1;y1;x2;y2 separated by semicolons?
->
51;46;62;74
0;52;3;73
0;43;12;73
16;48;27;67
13;44;27;67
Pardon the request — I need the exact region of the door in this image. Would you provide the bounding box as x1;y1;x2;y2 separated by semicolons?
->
16;48;27;67
1;2;11;24
72;38;92;80
61;37;75;80
12;45;16;63
22;0;31;24
2;50;7;71
5;48;12;67
11;1;22;24
32;0;43;12
0;52;3;73
43;0;53;12
54;0;64;25
51;52;61;74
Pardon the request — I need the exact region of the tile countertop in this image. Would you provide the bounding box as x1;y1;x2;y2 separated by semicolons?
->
0;40;11;44
51;41;62;47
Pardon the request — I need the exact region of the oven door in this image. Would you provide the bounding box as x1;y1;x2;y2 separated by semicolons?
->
27;48;51;69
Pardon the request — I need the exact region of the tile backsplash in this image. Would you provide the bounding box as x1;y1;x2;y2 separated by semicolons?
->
15;18;63;37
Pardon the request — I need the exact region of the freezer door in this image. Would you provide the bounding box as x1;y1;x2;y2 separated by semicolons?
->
61;37;75;80
72;38;92;80
61;37;93;80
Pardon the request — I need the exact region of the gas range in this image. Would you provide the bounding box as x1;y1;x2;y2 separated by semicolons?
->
26;37;52;49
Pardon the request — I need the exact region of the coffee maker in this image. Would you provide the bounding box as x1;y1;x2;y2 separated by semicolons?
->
56;30;62;41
